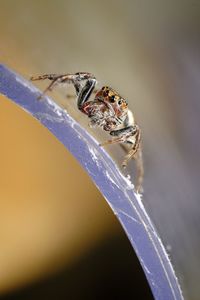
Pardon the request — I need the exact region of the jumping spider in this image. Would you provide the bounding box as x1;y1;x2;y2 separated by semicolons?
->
30;72;143;193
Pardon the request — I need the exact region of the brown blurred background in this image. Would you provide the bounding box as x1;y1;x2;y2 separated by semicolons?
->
1;1;200;299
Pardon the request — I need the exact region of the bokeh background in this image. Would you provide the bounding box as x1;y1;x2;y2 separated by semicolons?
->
1;1;200;299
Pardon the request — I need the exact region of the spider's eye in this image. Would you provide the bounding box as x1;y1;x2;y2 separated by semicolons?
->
110;95;115;103
118;100;122;105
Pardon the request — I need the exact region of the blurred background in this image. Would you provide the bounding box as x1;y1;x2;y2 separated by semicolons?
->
0;1;200;299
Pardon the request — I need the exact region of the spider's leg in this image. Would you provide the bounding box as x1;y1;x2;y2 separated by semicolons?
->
121;126;141;168
30;74;60;81
122;127;143;193
100;136;125;146
37;79;59;100
66;88;98;100
100;125;137;147
30;74;72;99
100;124;143;193
64;72;96;98
77;78;97;110
134;145;144;193
30;72;97;105
30;72;95;84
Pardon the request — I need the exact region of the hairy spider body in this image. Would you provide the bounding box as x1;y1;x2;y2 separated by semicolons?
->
81;87;128;131
30;72;143;193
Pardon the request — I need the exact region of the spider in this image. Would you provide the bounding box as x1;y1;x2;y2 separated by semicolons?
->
30;72;143;193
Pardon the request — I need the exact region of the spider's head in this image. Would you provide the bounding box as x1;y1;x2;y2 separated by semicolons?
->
96;86;128;116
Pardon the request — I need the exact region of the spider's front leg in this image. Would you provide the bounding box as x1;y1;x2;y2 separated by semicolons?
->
75;76;97;111
30;72;97;102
